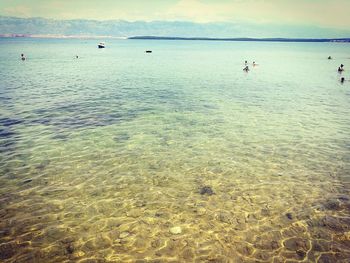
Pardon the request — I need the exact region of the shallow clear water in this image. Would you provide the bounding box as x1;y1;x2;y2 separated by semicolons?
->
0;38;350;262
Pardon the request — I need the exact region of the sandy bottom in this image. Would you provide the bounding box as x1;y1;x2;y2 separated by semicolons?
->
1;131;350;263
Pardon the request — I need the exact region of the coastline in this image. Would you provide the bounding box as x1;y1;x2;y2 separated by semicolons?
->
1;34;349;43
0;34;128;39
129;36;350;43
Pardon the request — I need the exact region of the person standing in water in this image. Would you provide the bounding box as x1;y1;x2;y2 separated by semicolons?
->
21;54;26;61
338;64;345;73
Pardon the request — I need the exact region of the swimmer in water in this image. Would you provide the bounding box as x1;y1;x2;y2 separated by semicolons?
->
253;61;257;66
21;54;26;61
338;67;344;73
76;55;79;59
243;66;249;72
245;60;248;65
328;56;332;60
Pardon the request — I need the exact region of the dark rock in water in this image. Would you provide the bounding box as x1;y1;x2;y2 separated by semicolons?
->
261;208;270;216
65;243;75;254
155;212;162;217
0;242;17;260
312;240;331;252
318;254;340;263
337;195;350;201
324;199;340;210
0;241;28;260
296;249;306;259
286;213;293;220
283;237;310;252
200;186;214;195
22;179;32;184
320;216;349;232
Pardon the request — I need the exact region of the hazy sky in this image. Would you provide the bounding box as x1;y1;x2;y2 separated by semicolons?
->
1;0;349;29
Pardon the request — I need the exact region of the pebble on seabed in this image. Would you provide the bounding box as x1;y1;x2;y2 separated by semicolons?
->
119;232;130;239
170;226;182;235
199;186;215;195
286;213;293;220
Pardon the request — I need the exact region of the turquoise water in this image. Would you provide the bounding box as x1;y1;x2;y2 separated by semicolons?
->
0;38;350;262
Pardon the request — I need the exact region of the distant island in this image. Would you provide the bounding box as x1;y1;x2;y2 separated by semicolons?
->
1;34;349;43
129;36;350;43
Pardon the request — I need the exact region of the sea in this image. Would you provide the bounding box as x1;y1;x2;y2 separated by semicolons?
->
0;38;350;262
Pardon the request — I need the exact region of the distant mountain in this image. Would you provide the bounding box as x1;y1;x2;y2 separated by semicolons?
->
1;16;350;38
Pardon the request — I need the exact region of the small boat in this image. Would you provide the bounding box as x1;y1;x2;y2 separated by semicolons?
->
145;50;152;53
98;42;105;49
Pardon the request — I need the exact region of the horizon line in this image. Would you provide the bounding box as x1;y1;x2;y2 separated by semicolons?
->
1;34;350;42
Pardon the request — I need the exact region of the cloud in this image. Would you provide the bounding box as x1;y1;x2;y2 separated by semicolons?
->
0;0;349;29
160;0;350;28
163;0;228;22
3;5;32;18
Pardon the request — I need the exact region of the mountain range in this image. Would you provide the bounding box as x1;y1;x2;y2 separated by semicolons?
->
1;16;350;39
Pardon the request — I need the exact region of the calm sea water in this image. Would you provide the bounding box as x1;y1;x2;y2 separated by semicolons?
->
0;38;350;262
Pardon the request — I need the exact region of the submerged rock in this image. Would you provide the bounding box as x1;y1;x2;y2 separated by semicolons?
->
199;186;214;196
65;243;75;254
261;208;271;216
286;213;293;220
337;195;349;202
323;199;341;210
283;237;310;252
320;216;348;232
22;179;33;184
170;226;182;235
218;211;232;224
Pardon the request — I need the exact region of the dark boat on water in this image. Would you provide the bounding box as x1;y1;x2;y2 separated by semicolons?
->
98;42;105;48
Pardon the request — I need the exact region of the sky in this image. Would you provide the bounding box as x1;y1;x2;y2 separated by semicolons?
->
0;0;349;30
